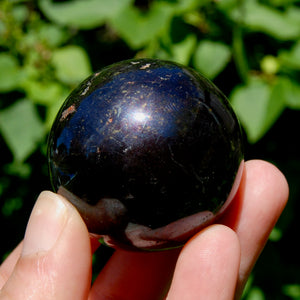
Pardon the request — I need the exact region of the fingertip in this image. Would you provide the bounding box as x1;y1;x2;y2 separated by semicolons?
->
167;224;240;300
221;159;289;230
181;224;240;269
185;223;240;249
245;159;289;209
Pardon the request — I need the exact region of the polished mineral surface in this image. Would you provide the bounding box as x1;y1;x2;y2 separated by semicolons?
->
48;58;244;250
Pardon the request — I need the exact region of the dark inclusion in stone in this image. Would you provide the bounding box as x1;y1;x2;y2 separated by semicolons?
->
48;58;244;250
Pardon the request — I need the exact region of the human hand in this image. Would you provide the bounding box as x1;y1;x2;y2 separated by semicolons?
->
0;160;289;300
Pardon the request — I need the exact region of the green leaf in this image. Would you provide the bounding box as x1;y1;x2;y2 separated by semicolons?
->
45;89;70;130
286;6;300;28
245;287;265;300
276;76;300;109
282;284;300;298
264;78;287;127
156;34;197;65
110;2;174;49
0;99;45;162
12;4;29;24
285;82;300;109
173;0;210;13
217;0;238;9
171;34;197;65
51;45;92;85
39;0;132;29
4;161;32;178
279;40;300;70
36;23;68;47
0;53;22;92
193;40;231;79
269;227;283;241
230;78;285;143
230;0;300;40
2;197;23;217
269;0;300;6
22;80;65;106
21;79;70;129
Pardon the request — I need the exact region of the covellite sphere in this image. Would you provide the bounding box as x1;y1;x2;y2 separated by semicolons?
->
48;58;244;250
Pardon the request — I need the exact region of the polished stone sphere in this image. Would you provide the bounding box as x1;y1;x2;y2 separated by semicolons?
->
48;58;244;250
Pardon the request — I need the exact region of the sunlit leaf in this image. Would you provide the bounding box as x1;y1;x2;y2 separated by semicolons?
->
39;0;132;29
282;284;300;298
51;45;92;85
269;0;300;7
12;4;29;23
173;0;210;12
36;23;68;47
0;53;22;92
286;6;300;28
193;40;231;79
246;287;265;300
276;76;300;109
45;89;70;130
110;2;174;49
156;34;197;65
22;80;65;106
0;99;45;162
230;77;285;143
279;40;300;70
171;34;197;65
230;0;300;40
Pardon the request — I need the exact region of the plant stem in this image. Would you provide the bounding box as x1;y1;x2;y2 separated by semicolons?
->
232;1;249;84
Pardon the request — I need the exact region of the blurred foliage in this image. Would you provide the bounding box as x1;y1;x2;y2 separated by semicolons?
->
0;0;299;299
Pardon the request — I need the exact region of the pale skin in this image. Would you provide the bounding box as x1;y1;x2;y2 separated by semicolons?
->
0;160;289;300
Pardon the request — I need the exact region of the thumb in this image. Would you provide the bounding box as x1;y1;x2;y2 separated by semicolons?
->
0;191;92;300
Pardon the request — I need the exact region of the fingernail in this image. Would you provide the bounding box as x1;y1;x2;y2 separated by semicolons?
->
22;192;68;256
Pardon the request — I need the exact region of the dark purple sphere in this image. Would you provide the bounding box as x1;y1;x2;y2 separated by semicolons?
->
48;58;244;250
